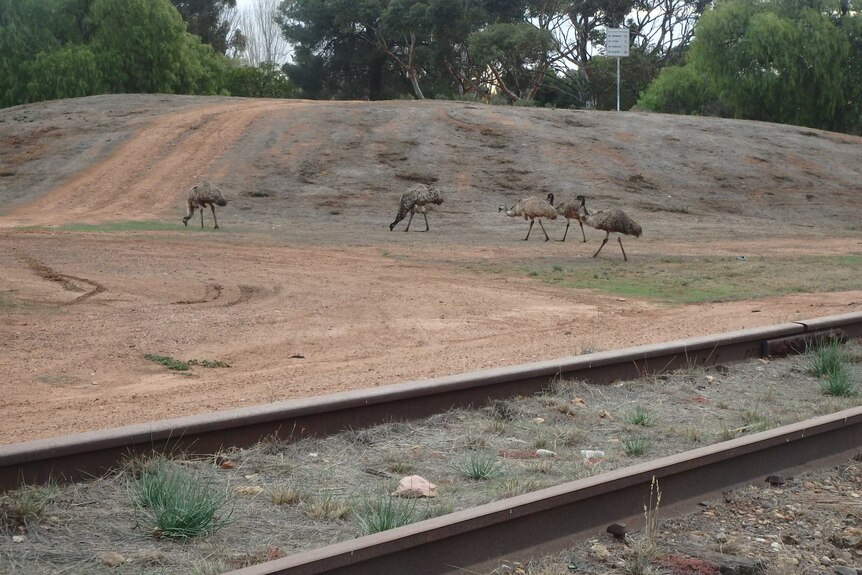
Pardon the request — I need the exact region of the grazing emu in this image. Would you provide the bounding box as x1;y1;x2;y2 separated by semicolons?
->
576;195;642;261
498;195;558;241
549;193;587;243
389;184;444;232
182;181;228;229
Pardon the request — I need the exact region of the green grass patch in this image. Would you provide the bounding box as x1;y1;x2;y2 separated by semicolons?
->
462;255;862;305
452;452;504;480
806;340;858;397
354;494;418;534
145;354;190;371
132;458;233;539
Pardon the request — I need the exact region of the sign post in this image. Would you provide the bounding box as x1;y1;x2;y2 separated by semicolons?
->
605;28;630;111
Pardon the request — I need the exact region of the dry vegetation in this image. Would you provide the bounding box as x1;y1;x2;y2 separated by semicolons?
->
1;341;860;574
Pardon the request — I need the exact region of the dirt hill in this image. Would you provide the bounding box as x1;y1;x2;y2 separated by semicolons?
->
0;95;860;443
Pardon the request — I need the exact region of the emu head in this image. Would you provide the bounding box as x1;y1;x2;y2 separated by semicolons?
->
575;195;586;207
546;193;555;206
498;205;507;213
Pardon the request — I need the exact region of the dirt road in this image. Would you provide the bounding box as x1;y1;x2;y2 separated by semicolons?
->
1;96;860;444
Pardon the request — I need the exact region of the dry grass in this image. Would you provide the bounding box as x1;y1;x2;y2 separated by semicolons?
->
1;343;860;574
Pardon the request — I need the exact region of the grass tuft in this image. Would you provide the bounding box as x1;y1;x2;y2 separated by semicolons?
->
452;452;503;480
132;458;233;538
623;437;651;456
0;481;58;532
625;405;655;427
354;494;417;534
806;339;858;397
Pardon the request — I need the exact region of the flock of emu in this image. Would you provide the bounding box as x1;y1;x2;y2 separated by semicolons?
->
390;183;642;261
182;180;641;261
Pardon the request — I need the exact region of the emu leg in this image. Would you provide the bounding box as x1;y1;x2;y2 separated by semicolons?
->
592;231;610;258
404;212;414;232
199;207;204;228
617;236;628;261
579;221;586;242
211;205;219;229
558;221;570;242
538;219;550;241
422;212;430;231
523;220;535;241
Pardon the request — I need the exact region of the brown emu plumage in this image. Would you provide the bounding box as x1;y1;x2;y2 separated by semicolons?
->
549;193;587;243
498;195;558;241
389;184;444;232
182;180;228;229
576;195;642;261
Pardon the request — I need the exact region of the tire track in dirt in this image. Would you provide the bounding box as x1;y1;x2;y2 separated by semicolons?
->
21;256;106;304
3;100;302;227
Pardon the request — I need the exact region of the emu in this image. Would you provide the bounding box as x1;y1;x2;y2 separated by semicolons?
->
182;180;228;229
498;195;558;241
389;184;444;232
576;195;642;261
549;193;587;243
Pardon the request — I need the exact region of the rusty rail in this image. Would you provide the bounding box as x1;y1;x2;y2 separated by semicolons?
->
2;312;860;492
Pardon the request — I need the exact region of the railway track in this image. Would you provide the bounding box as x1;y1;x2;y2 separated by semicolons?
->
3;312;862;574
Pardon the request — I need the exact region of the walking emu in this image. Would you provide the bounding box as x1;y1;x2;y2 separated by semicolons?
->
182;181;228;229
498;194;558;241
576;195;642;261
549;193;587;243
389;184;444;232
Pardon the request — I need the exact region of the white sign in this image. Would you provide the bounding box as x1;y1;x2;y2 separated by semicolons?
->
606;28;630;57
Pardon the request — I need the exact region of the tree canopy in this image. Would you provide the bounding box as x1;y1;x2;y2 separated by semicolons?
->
639;0;861;134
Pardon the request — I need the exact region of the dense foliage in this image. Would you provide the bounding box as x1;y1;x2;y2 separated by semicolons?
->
639;0;862;134
0;0;294;108
2;0;860;134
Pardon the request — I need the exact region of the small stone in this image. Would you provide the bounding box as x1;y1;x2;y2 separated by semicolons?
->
821;556;833;566
834;566;857;575
393;475;438;498
11;535;25;543
535;449;556;458
101;551;125;567
589;543;611;562
234;485;264;496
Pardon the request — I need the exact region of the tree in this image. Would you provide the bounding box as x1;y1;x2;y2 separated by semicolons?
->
170;0;243;54
234;0;291;65
91;0;225;94
225;60;297;97
639;0;859;133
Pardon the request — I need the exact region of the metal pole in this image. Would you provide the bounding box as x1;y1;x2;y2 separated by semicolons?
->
616;57;620;111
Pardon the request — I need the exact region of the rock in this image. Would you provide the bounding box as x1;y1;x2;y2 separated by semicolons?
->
834;566;858;575
822;556;834;566
589;543;611;562
535;449;556;458
234;485;264;496
393;475;437;498
11;535;25;543
100;551;125;567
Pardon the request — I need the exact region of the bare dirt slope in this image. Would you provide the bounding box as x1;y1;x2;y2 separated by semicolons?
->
0;95;860;444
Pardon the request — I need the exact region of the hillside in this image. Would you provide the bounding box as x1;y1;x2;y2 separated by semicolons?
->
0;95;860;443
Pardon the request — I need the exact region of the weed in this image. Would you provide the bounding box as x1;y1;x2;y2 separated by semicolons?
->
383;453;417;475
303;492;351;520
623;437;650;456
269;484;303;506
496;477;544;498
188;359;231;368
806;340;858;397
132;458;233;538
621;477;663;575
144;353;190;371
354;494;417;534
452;452;503;480
0;481;58;532
490;399;517;421
626;405;655;427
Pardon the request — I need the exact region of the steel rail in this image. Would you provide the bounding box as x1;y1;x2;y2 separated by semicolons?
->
2;312;861;494
225;406;862;575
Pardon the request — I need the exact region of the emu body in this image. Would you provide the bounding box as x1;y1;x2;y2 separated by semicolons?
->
389;184;444;232
550;193;587;242
498;195;557;241
576;195;642;261
182;181;228;229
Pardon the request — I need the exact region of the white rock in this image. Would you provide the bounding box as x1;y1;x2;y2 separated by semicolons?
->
392;475;438;498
